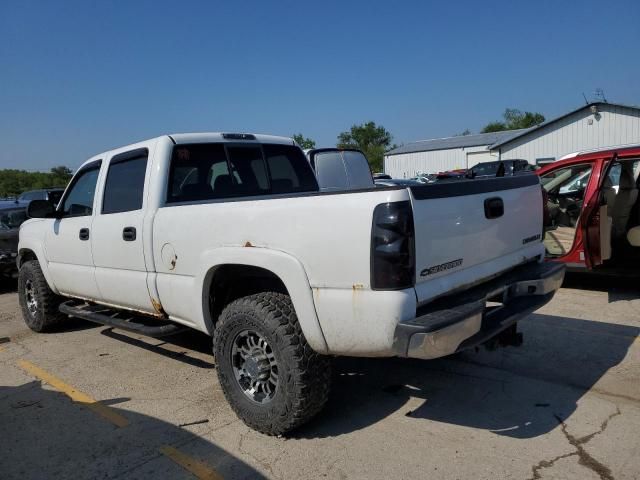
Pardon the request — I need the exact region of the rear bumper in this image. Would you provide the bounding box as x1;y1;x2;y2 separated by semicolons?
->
393;261;565;359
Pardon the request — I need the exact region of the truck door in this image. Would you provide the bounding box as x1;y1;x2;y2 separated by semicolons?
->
45;160;102;299
91;148;155;313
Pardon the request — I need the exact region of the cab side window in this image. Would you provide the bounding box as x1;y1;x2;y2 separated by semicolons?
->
102;150;148;214
59;163;101;217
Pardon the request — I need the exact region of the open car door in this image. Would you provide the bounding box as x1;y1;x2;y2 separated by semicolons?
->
582;157;615;269
582;203;611;268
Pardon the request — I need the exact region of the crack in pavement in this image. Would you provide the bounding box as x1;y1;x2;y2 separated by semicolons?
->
530;452;578;480
576;407;622;445
528;408;621;480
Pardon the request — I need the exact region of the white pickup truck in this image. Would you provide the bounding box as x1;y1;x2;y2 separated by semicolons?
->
18;132;564;435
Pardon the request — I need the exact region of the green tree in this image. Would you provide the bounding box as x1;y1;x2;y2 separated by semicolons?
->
481;108;545;133
481;121;507;133
49;165;73;187
336;121;396;172
292;133;316;150
0;167;73;198
456;129;472;136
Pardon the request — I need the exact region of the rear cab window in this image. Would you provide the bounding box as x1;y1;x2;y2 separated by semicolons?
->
167;143;318;203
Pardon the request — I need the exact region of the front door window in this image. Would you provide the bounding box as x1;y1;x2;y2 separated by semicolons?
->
59;164;101;217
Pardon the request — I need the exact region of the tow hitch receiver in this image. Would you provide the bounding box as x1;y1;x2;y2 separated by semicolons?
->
484;324;523;350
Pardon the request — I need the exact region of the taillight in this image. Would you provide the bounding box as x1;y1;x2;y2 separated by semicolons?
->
371;201;415;290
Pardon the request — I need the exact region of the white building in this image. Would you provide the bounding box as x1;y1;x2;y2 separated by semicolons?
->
384;102;640;178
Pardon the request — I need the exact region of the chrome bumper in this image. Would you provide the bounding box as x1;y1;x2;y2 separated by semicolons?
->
393;261;565;360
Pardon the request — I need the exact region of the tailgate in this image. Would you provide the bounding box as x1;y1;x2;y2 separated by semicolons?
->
409;174;545;304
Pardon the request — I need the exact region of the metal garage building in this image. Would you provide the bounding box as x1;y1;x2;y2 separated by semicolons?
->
384;102;640;178
384;129;526;178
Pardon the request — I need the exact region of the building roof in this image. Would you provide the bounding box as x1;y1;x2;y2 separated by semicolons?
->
386;101;640;157
489;102;640;149
385;129;530;156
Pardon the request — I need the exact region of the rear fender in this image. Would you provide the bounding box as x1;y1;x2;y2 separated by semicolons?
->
195;246;329;353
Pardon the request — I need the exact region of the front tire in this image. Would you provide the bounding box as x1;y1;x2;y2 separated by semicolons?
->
18;260;65;332
213;292;331;435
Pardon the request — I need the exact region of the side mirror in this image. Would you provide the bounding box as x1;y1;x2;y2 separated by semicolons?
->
27;200;57;219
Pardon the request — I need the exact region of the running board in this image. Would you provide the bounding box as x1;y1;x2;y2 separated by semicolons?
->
59;300;187;338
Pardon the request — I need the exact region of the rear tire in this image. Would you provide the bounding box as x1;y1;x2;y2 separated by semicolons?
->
213;292;331;436
18;260;65;332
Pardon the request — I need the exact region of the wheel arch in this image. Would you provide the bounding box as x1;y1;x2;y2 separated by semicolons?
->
17;243;59;295
195;247;328;353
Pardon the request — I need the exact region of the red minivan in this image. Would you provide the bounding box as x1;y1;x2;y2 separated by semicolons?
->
537;145;640;273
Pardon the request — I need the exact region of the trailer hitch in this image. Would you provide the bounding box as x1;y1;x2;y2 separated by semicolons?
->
483;323;523;350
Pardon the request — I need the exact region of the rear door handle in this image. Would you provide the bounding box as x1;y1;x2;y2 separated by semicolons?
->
79;228;90;241
122;226;137;241
484;197;504;219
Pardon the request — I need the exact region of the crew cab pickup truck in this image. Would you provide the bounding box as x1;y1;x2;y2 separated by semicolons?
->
18;132;565;435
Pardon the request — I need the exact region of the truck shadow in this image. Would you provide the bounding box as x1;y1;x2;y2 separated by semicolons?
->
0;381;264;479
0;278;17;294
295;312;638;440
563;271;640;304
100;328;215;369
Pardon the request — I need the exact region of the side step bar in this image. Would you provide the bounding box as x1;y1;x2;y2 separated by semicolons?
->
59;300;187;338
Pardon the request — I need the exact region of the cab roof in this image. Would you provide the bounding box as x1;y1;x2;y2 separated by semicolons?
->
169;132;295;145
76;133;298;171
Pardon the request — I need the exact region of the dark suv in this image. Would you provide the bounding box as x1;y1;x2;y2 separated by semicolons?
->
0;207;28;278
469;159;534;178
0;188;64;278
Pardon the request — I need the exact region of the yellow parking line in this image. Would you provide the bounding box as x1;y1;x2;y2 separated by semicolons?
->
159;445;224;480
17;359;129;428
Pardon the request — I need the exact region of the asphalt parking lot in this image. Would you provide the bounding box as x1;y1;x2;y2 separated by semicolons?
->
0;274;638;480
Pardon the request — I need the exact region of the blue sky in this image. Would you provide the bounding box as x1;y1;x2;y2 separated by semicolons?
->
1;0;639;171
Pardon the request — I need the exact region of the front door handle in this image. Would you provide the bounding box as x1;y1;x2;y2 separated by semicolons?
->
79;228;90;241
122;226;137;242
